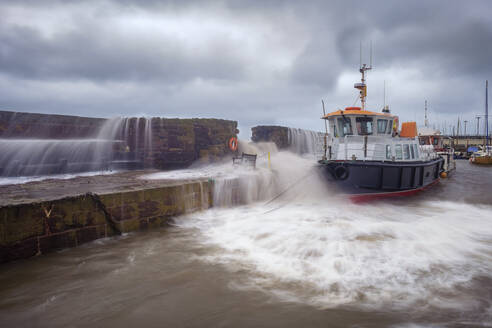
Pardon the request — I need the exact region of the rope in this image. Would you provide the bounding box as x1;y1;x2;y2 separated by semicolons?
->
263;170;316;208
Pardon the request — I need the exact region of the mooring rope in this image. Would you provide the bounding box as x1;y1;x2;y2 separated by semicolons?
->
263;170;316;213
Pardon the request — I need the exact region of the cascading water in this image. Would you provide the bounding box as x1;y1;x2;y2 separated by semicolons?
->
141;140;282;207
287;127;323;155
0;116;155;177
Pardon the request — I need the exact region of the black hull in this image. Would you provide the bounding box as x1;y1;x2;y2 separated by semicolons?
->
320;158;444;196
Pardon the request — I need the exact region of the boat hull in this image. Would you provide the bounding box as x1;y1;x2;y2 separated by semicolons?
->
319;158;443;201
470;155;492;165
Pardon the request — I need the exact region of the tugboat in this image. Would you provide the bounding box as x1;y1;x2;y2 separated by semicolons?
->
318;63;444;202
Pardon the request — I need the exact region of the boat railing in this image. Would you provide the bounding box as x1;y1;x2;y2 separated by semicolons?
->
322;135;439;162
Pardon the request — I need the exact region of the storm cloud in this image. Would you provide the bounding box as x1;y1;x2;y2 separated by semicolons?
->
1;0;491;137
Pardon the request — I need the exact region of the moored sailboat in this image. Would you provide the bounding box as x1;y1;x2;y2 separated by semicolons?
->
470;80;492;165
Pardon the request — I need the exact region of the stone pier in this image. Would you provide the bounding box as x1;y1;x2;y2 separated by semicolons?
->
0;171;213;263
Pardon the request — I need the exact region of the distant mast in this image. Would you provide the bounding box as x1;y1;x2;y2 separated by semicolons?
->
486;80;489;147
424;100;428;127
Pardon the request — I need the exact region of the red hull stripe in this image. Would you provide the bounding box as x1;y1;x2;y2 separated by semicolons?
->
349;179;440;203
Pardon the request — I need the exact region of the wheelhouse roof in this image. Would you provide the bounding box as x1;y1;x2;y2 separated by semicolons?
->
322;108;394;119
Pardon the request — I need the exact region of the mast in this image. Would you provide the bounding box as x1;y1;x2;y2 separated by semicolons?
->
424;100;428;127
354;43;372;110
486;80;489;147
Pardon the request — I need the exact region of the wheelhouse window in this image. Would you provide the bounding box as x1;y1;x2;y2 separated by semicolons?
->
403;144;410;159
385;145;392;159
387;120;393;134
410;144;415;159
356;117;373;135
395;144;403;160
377;119;388;134
337;117;353;137
414;144;419;158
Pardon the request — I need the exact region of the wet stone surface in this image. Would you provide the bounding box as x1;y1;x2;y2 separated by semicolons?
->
0;170;207;207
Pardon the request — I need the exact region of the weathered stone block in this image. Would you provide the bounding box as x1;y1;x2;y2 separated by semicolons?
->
76;226;101;245
137;199;161;218
39;231;77;253
1;205;44;246
107;203;137;221
0;238;38;263
119;218;141;233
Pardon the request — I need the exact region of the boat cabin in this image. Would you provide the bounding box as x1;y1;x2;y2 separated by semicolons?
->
320;107;434;162
323;106;396;137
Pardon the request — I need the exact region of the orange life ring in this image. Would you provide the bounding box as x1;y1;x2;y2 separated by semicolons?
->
228;137;238;151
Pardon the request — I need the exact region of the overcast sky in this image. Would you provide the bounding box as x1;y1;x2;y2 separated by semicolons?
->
1;0;491;138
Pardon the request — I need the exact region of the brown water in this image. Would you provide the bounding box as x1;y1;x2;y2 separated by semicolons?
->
1;160;492;328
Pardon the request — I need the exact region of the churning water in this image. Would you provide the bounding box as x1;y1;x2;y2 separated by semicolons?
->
1;152;491;327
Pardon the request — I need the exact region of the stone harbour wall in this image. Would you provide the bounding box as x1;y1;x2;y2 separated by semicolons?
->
128;117;238;169
251;125;290;149
0;181;213;263
0;110;238;169
0;110;105;139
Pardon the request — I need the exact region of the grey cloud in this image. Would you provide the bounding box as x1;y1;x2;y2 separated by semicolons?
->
0;22;246;83
0;0;491;135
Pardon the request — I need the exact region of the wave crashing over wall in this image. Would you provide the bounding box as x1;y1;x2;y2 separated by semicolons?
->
0;117;153;177
287;128;322;155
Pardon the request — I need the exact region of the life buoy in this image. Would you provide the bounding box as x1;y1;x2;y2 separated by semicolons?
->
334;165;349;180
429;136;434;145
228;137;238;151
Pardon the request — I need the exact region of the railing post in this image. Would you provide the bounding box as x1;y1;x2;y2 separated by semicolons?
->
344;135;348;160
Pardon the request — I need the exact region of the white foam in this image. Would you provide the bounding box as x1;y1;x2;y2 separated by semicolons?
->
173;151;492;312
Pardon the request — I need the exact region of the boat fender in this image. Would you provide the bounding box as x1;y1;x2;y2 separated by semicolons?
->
334;165;349;180
228;137;238;151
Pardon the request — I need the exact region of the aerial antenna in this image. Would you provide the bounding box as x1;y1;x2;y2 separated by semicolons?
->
382;80;390;113
424;100;428;127
370;40;373;69
383;80;386;107
359;41;362;69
